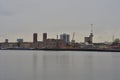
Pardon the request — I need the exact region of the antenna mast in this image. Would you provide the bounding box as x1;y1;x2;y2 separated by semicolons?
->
91;24;93;33
112;34;115;42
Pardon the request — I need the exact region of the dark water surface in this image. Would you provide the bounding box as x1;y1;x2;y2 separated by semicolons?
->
0;50;120;80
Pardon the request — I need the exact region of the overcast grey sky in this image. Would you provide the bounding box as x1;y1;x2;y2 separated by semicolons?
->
0;0;120;42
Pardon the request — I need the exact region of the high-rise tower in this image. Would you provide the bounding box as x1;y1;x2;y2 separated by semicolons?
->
33;33;38;43
60;33;70;44
43;33;47;41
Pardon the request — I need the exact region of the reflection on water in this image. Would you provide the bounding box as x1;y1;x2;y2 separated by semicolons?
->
0;51;120;80
112;54;120;80
33;54;37;80
42;54;70;80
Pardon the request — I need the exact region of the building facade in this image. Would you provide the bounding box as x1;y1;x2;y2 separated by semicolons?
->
42;39;66;49
60;33;70;44
43;33;47;41
33;33;37;43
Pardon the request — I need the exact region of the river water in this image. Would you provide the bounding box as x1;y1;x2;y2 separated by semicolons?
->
0;50;120;80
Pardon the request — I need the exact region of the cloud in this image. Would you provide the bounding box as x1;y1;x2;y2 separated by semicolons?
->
0;0;120;42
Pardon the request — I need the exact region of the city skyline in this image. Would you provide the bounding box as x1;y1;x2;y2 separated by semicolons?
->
0;0;120;42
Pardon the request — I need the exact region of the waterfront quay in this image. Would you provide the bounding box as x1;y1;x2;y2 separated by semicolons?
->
0;32;120;51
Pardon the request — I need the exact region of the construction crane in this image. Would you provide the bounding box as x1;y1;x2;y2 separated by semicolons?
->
91;24;93;33
71;32;75;43
70;32;76;48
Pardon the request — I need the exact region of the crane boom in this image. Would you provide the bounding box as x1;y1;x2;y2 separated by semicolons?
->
71;32;75;44
72;32;75;41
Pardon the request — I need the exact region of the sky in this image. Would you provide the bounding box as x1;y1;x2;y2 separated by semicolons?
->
0;0;120;42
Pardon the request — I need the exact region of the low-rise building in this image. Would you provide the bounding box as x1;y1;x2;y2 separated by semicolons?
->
43;39;66;49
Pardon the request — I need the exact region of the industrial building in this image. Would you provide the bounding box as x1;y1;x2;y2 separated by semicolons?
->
84;32;93;44
42;39;66;48
84;24;94;44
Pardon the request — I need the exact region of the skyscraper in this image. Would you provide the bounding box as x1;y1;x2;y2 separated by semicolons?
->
60;33;70;44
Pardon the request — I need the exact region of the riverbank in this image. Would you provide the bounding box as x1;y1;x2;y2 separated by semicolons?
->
38;48;120;52
0;48;120;52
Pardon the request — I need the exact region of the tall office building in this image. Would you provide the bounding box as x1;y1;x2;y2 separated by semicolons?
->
60;33;70;44
33;33;38;43
43;33;47;41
